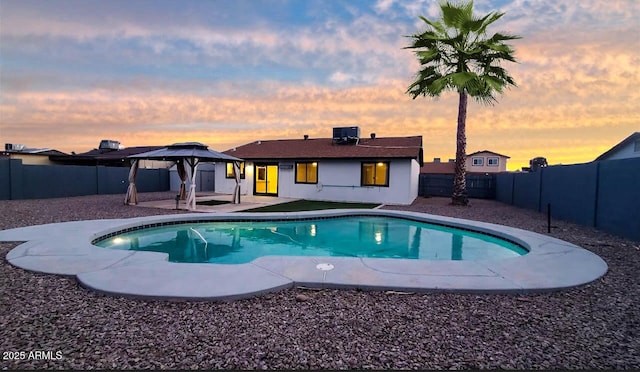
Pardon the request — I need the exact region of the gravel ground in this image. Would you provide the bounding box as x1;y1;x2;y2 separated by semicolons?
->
1;192;639;370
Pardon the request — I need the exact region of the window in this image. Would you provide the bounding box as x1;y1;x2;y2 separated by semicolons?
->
361;162;389;187
487;157;499;166
472;157;484;166
634;140;640;153
225;162;245;179
295;162;318;184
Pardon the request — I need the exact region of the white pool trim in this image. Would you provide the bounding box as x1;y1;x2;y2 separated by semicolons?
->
1;209;608;301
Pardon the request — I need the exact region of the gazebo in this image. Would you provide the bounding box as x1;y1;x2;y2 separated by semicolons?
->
124;142;242;210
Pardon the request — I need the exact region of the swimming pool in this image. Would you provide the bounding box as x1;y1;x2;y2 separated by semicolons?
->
2;209;608;300
94;216;528;263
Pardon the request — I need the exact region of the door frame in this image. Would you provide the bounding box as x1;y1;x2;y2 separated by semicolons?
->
253;162;279;196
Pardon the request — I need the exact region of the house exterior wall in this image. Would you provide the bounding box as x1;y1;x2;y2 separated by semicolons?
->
466;152;508;173
6;153;55;165
214;162;253;195
215;158;419;205
600;140;640;160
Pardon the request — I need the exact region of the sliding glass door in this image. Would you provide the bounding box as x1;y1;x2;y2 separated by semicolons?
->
254;163;278;196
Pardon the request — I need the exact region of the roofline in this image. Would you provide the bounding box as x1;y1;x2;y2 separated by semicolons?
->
467;150;511;159
221;156;421;161
595;132;640;161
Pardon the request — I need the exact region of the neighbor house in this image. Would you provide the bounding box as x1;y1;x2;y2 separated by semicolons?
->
215;127;424;205
2;143;68;165
594;132;640;161
466;151;510;173
420;150;510;174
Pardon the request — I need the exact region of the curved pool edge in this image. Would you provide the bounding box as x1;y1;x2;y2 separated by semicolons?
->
1;209;609;300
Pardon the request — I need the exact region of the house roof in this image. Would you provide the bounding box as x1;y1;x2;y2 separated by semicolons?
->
420;162;455;174
468;150;510;158
595;132;640;161
223;136;423;162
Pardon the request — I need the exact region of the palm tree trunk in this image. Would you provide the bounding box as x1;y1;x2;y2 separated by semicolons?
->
452;91;469;206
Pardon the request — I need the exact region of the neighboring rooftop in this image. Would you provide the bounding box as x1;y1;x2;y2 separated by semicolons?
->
2;143;67;157
595;132;640;161
468;150;511;159
421;160;456;174
50;145;165;166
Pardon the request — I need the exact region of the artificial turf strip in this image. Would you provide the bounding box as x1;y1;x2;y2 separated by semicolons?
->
243;199;380;212
196;199;231;206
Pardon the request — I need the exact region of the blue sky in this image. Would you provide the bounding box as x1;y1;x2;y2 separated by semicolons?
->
1;0;639;169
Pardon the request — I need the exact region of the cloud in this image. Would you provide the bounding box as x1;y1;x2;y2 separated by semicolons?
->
1;0;639;171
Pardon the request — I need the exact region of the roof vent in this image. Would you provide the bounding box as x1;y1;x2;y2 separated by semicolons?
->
434;158;441;163
332;126;360;145
304;134;309;140
4;143;25;151
370;133;376;139
99;139;123;150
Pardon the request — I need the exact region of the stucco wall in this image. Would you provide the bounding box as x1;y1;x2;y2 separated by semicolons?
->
215;159;419;205
466;152;508;173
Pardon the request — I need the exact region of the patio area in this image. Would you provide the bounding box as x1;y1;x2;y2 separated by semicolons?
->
136;192;299;213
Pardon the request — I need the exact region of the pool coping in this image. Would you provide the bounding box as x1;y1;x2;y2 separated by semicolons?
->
1;209;608;301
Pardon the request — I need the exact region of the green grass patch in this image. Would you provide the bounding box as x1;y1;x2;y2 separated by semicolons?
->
197;199;231;206
243;199;380;212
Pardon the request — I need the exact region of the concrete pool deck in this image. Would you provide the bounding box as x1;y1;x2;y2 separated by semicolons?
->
1;209;608;301
137;193;301;213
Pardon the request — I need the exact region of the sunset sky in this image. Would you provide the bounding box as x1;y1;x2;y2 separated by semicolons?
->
1;0;638;170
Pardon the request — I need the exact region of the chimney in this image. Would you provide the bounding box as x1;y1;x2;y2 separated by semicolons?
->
370;133;376;139
448;159;455;163
304;134;309;140
434;158;441;163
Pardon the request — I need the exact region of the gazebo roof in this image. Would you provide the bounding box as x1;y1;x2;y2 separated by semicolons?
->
128;142;242;162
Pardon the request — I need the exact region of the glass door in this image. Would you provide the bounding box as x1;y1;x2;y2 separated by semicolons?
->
254;164;278;196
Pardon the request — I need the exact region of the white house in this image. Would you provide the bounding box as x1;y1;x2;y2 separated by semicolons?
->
215;128;424;205
595;132;640;161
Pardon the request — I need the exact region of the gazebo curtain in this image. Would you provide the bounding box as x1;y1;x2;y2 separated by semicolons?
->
232;161;241;204
176;160;187;200
124;159;139;205
185;157;199;211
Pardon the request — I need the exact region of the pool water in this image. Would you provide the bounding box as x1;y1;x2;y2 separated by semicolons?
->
94;216;527;264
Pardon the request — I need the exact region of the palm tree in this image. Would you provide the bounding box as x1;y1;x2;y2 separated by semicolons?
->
405;0;520;205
